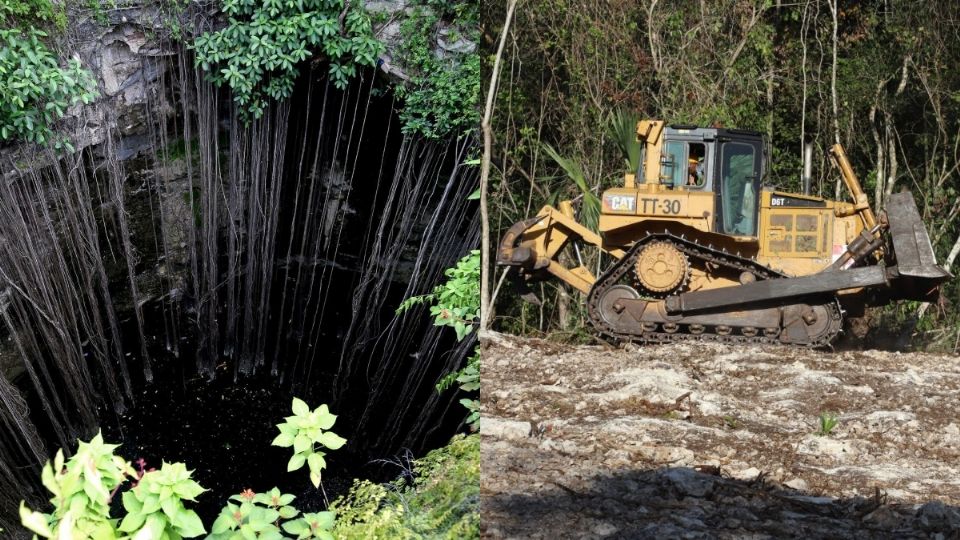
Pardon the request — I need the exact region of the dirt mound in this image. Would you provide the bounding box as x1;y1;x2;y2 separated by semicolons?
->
481;333;960;538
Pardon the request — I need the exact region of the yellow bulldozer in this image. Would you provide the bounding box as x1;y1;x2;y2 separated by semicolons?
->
497;120;950;346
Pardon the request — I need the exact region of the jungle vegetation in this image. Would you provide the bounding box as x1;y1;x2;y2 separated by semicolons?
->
482;0;960;350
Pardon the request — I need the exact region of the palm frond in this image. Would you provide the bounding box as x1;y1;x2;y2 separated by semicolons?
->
609;110;642;172
541;143;600;233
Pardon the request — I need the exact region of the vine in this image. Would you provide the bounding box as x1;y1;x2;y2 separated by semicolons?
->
192;0;384;121
398;249;480;429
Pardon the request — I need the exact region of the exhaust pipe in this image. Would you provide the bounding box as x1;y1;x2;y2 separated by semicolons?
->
802;140;813;195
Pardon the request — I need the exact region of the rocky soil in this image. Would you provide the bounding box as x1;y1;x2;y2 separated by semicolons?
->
481;333;960;539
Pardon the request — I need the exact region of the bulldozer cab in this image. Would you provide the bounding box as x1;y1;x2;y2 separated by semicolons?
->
612;121;765;241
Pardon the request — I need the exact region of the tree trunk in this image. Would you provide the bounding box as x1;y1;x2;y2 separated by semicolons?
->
829;0;842;199
479;0;518;331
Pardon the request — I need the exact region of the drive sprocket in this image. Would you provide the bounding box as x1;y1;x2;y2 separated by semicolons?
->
634;240;689;295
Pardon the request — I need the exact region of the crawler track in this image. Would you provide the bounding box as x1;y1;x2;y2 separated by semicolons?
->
586;232;843;348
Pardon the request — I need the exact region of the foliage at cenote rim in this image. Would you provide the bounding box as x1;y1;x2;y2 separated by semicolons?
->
330;433;479;539
398;249;480;429
118;462;208;538
19;432;134;538
0;0;66;30
192;0;384;120
0;27;97;147
208;487;336;540
20;401;348;538
394;0;479;139
399;249;480;342
272;398;348;489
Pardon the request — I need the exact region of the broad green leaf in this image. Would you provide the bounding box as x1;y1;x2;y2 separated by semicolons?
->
142;493;162;514
306;452;325;474
161;495;179;521
287;453;306;472
291;397;309;416
317;431;346;450
211;513;234;534
260;530;285;540
122;489;143;513
271;432;294;447
293;434;311;453
312;511;335;530
281;520;307;535
133;514;165;540
118;507;147;532
56;511;73;540
315;405;336;430
41;463;59;497
173;479;206;501
19;502;52;537
175;508;206;538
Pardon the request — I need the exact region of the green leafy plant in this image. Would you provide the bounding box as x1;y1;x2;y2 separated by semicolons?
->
330;433;479;538
272;398;347;488
394;3;479;139
541;143;601;233
609;109;642;172
398;250;480;341
19;431;133;538
0;28;97;147
281;511;336;540
397;248;480;430
19;432;207;539
436;349;479;427
119;461;207;538
0;0;66;30
192;0;384;121
817;411;839;436
209;487;300;540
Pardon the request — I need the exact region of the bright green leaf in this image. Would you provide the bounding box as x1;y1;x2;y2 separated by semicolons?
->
291;397;309;416
287;453;306;472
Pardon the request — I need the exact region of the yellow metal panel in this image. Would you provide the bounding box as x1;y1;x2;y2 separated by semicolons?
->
638;120;665;185
547;262;595;294
599;187;714;234
757;190;835;275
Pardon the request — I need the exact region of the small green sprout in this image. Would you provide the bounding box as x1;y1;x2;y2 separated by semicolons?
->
817;412;839;436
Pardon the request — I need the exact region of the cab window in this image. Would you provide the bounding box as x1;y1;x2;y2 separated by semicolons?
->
686;142;706;188
661;141;686;187
720;142;758;236
661;141;707;189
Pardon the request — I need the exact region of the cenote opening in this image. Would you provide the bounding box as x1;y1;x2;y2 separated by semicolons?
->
0;39;478;531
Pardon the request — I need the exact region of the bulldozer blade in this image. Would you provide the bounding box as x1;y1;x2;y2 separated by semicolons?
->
885;191;952;281
665;266;894;314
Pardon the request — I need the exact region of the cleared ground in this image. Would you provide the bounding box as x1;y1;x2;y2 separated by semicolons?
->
481;333;960;539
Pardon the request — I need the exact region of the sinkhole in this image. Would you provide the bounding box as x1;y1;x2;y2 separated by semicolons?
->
0;53;478;530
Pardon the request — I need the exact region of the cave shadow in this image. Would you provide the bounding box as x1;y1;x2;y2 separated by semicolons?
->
482;466;960;539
